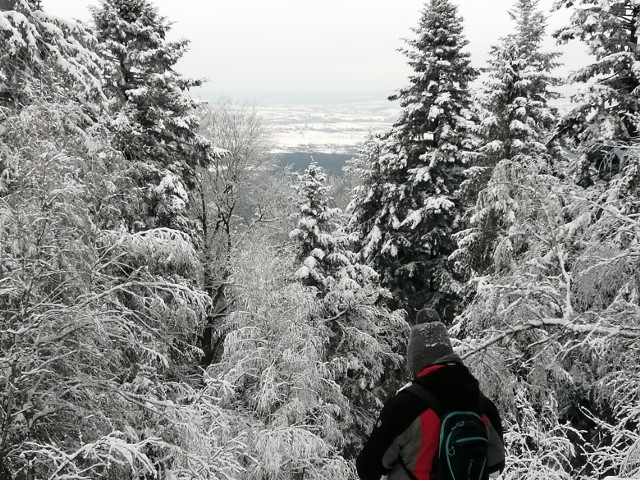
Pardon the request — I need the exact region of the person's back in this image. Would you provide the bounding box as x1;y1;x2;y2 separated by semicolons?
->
356;311;505;480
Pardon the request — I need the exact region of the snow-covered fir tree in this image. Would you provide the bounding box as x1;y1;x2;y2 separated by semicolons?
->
320;257;408;460
554;0;640;186
93;0;215;235
0;4;249;478
452;0;561;281
290;163;408;458
0;0;103;108
478;0;560;171
6;1;640;479
445;3;640;478
349;0;478;319
290;161;342;288
450;6;640;475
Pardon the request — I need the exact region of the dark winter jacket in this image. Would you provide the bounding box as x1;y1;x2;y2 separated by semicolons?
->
356;361;505;480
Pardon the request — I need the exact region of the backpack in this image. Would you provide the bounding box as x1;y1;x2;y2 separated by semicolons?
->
400;383;489;480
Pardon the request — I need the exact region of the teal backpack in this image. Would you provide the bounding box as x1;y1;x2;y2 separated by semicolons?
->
401;383;489;480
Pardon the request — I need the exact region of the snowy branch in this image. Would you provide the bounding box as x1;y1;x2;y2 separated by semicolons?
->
461;316;640;360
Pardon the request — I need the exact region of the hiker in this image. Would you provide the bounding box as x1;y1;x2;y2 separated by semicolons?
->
356;309;505;480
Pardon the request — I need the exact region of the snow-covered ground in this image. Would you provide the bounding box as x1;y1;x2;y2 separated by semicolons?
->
259;100;400;154
260;95;574;154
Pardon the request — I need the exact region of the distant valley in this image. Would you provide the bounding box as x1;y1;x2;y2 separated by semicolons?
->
274;151;355;177
260;95;574;175
260;99;399;174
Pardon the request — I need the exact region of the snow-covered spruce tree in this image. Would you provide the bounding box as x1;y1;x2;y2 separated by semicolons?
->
451;0;561;281
92;0;215;235
554;0;640;185
478;0;560;172
290;163;408;459
0;0;103;108
0;100;245;480
208;237;352;480
452;157;640;479
349;0;478;319
290;161;342;288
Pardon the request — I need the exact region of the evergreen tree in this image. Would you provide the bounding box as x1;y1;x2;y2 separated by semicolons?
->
93;0;215;235
0;4;249;478
452;0;561;280
0;0;103;108
480;0;560;171
290;164;408;459
451;5;640;473
390;0;478;155
554;0;640;185
290;161;342;288
349;0;478;319
450;3;640;479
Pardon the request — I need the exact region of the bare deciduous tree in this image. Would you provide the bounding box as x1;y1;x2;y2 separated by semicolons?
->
195;101;285;365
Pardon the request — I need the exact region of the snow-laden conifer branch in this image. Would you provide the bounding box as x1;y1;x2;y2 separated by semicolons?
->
460;315;640;360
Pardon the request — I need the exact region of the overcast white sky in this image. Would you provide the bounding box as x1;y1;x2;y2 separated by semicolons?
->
45;0;589;104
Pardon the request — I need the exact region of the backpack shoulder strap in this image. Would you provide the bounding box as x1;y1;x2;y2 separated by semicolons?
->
402;383;442;416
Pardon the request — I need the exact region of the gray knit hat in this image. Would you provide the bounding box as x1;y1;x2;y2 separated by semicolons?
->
407;309;455;375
